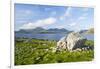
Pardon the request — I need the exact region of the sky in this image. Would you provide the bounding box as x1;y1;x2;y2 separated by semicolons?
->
15;3;94;31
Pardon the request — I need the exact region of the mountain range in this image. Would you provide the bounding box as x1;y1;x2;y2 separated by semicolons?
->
15;27;94;34
15;27;72;34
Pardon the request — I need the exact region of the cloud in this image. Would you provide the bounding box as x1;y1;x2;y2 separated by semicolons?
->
78;13;87;20
60;7;72;20
65;7;72;16
59;16;64;20
59;15;64;21
68;11;90;31
78;16;86;20
68;22;77;26
55;25;65;29
20;17;57;29
68;13;88;27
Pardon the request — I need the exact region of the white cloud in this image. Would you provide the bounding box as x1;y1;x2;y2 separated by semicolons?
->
59;16;64;20
60;7;72;20
68;13;87;27
59;15;65;20
65;7;72;16
78;13;87;20
55;25;65;29
68;22;77;26
68;12;89;31
20;17;57;29
78;16;86;20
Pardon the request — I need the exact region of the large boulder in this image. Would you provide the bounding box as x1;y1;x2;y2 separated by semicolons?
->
66;32;86;51
56;32;86;51
56;36;67;51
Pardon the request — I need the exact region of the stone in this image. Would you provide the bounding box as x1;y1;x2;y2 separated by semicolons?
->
57;36;67;51
66;32;86;51
72;48;82;52
56;32;87;51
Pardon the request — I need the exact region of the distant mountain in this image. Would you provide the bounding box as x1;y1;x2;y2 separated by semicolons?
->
47;28;67;32
79;28;94;34
46;28;70;33
86;28;94;34
79;30;88;34
15;27;71;34
15;27;46;34
32;27;45;31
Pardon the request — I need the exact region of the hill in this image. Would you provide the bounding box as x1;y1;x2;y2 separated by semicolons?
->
86;28;94;34
15;27;71;34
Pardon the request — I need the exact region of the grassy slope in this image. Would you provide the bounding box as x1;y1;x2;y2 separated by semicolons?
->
15;38;94;65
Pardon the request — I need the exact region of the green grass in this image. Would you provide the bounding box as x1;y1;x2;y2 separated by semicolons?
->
15;38;94;65
84;40;94;46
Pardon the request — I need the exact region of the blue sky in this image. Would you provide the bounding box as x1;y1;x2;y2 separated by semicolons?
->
15;3;94;31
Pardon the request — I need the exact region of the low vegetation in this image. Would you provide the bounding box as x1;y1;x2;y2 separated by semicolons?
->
15;38;94;65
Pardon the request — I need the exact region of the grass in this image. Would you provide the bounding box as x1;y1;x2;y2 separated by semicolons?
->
15;38;94;65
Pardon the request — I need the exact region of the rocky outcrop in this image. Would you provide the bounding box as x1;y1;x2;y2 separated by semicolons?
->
56;32;87;51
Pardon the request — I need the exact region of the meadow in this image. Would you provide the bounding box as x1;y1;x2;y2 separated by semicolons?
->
15;38;94;65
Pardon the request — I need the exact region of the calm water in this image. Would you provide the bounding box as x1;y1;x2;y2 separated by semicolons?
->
15;33;94;41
